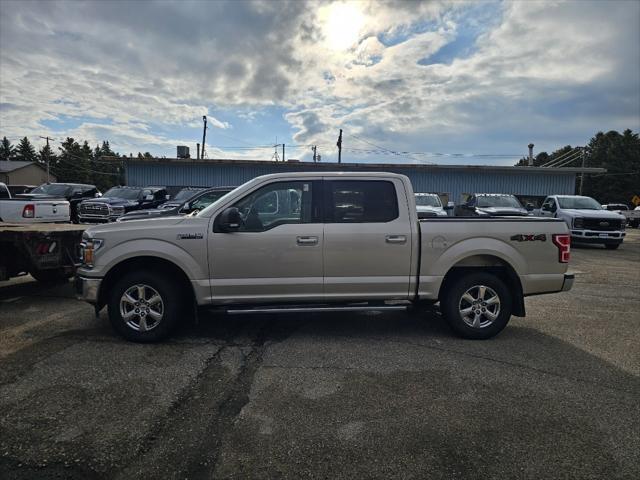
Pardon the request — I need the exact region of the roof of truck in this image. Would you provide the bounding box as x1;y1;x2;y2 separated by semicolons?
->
253;171;409;181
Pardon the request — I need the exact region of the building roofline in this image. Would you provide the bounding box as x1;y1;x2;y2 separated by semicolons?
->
106;156;606;174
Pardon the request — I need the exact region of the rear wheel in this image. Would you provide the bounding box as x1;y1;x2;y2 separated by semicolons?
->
108;271;183;342
441;272;513;339
604;243;620;250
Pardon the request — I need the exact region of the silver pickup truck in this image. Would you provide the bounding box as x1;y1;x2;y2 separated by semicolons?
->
76;172;574;342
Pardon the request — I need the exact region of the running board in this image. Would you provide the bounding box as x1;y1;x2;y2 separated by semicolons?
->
226;305;408;315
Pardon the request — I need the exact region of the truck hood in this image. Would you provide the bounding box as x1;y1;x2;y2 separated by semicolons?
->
82;197;139;207
561;209;625;220
416;205;447;216
477;206;529;216
85;215;187;236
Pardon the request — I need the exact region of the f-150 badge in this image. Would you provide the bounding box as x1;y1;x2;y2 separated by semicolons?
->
510;234;546;242
177;233;203;240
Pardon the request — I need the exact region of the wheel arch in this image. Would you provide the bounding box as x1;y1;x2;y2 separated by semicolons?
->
97;255;195;310
438;254;525;317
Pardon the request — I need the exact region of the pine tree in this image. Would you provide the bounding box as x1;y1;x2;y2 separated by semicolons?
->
0;136;15;160
15;137;38;162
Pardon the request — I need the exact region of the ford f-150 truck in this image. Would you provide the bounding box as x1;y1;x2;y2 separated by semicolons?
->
76;172;574;342
538;195;626;249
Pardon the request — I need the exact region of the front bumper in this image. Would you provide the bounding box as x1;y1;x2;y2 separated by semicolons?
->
75;275;102;303
561;273;574;292
571;229;624;243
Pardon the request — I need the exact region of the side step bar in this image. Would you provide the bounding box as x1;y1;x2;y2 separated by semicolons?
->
226;305;409;315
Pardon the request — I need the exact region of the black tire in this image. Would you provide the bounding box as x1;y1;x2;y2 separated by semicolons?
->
107;271;184;342
604;243;620;250
30;269;73;284
631;221;639;228
440;272;513;339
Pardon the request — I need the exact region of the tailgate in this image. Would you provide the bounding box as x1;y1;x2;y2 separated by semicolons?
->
32;201;70;222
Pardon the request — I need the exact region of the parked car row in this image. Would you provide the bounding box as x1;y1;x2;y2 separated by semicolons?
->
413;191;631;249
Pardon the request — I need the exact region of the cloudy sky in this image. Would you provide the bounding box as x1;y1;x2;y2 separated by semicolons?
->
0;0;639;165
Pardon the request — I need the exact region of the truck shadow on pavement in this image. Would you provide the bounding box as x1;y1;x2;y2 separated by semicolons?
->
1;304;639;479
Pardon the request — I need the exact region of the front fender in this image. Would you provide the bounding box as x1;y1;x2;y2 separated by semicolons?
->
94;238;207;280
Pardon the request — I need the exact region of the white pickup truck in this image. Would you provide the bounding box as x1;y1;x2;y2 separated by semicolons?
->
538;195;626;249
76;172;574;342
0;182;70;223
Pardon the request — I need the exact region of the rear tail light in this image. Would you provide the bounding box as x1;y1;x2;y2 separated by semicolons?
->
552;234;571;263
22;204;35;218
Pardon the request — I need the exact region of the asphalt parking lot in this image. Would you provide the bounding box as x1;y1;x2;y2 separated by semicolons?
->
1;230;639;479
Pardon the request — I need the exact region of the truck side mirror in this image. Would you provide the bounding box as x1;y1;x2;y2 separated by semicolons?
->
526;203;534;211
218;207;242;232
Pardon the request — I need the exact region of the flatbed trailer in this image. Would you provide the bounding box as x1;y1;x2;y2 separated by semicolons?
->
0;222;87;283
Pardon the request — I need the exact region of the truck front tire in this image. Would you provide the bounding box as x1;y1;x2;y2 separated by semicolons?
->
441;272;513;339
107;271;183;342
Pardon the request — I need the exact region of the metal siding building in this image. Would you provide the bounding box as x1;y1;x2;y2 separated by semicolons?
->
123;158;601;203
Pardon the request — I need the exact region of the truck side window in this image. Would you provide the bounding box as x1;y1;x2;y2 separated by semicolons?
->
0;185;9;199
232;181;313;232
326;180;399;223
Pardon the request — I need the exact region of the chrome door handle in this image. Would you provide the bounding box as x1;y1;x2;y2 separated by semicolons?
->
385;235;407;244
296;236;318;245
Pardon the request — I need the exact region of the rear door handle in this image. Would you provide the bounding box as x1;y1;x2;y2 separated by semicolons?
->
385;235;407;244
297;236;319;246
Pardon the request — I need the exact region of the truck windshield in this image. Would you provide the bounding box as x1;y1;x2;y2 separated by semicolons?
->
477;195;522;208
557;197;602;210
196;187;240;217
415;195;442;207
174;188;205;201
31;184;71;196
103;188;141;200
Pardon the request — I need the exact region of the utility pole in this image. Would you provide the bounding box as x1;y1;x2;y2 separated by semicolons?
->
39;136;55;182
528;143;534;166
282;143;285;162
579;147;586;195
201;116;207;159
196;143;200;160
337;129;343;164
311;145;317;162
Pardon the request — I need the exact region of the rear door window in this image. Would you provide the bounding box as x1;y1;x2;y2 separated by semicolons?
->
325;180;399;223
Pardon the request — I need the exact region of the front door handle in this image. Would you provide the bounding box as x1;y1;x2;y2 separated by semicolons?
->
386;235;407;244
297;236;318;246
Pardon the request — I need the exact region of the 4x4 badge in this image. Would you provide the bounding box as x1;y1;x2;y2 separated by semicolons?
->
510;234;547;242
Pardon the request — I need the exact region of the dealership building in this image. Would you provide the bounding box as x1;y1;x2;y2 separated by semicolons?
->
120;157;604;206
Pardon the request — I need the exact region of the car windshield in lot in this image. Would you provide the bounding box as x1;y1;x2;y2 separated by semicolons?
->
415;195;442;207
477;195;522;208
103;187;141;200
30;184;71;196
557;196;602;210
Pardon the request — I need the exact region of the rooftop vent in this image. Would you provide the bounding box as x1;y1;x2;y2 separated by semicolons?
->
177;146;190;159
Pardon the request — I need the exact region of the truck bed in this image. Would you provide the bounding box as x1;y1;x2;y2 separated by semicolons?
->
0;222;87;235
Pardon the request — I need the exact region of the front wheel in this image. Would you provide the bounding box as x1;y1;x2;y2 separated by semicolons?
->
108;271;184;342
440;272;513;339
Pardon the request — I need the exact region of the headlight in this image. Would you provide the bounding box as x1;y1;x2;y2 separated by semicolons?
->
81;238;104;267
573;217;584;229
110;206;125;215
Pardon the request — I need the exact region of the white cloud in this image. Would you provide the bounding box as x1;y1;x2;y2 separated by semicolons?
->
0;0;638;162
